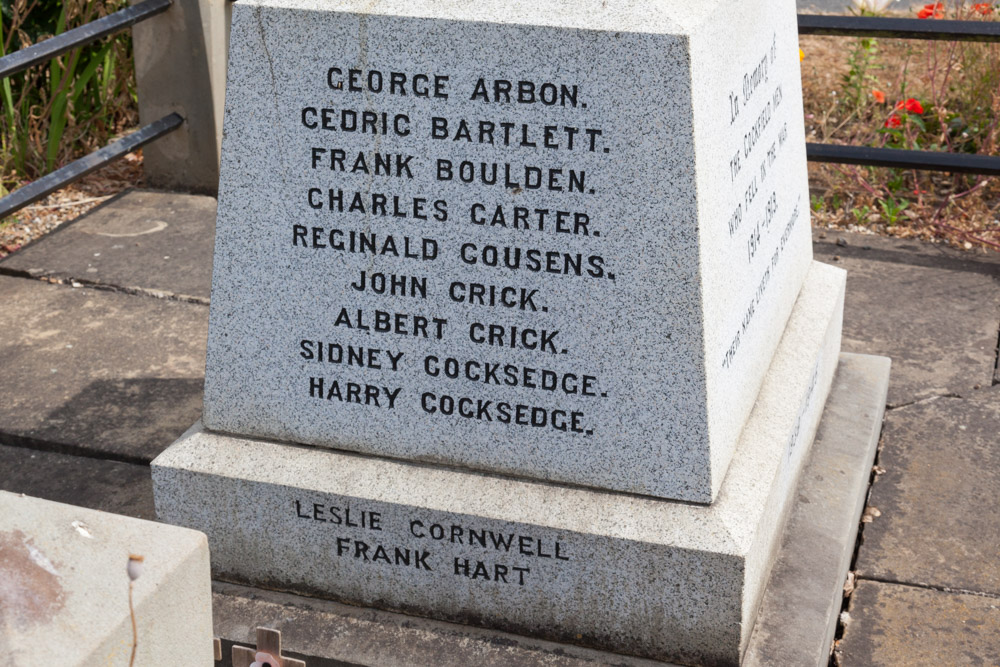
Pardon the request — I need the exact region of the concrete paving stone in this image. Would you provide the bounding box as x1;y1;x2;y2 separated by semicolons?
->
813;230;1000;407
0;445;155;520
0;275;208;463
855;384;1000;596
0;189;216;301
836;579;1000;666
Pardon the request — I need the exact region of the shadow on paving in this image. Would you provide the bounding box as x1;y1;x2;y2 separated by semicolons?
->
0;275;208;464
1;377;204;465
0;444;155;519
816;236;1000;280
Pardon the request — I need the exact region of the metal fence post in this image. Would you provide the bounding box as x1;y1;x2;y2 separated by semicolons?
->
130;0;229;194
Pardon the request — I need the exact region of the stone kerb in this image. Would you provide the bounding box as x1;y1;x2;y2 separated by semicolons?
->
0;491;214;665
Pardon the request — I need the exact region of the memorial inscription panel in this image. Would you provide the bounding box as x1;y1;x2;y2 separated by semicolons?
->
203;0;813;502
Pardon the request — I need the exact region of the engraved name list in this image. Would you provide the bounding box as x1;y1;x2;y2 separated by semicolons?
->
290;66;618;438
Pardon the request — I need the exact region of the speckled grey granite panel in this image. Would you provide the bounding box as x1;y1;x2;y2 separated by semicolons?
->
155;261;843;666
203;0;813;502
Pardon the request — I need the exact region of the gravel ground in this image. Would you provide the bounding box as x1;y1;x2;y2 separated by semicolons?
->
0;152;144;258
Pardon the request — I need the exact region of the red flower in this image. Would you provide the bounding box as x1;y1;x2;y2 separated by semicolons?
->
872;89;886;104
894;98;924;114
885;115;902;128
971;3;993;14
918;2;945;18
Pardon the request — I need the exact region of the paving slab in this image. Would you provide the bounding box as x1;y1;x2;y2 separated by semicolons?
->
0;445;155;520
0;189;216;301
0;275;208;464
836;580;1000;666
813;230;1000;407
855;384;1000;596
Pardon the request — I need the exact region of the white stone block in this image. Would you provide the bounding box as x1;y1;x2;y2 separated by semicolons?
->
202;0;813;502
156;261;844;666
0;492;214;666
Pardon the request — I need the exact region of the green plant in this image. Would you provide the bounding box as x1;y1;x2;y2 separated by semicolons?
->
850;205;872;224
878;195;909;226
885;169;907;193
0;182;13;229
811;194;825;213
842;37;882;118
1;0;138;190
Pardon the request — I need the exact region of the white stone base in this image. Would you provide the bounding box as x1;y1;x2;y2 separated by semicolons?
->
0;492;214;665
154;261;845;666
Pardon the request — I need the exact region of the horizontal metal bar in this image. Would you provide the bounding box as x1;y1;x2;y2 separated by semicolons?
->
0;0;172;79
798;14;1000;42
806;143;1000;175
0;113;183;220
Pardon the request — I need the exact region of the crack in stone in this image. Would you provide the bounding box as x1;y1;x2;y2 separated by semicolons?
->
886;393;963;411
855;575;1000;601
0;267;208;305
254;6;280;110
253;4;295;246
993;316;1000;386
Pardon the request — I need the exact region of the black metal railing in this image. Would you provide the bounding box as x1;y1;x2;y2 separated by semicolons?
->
0;0;171;79
0;113;182;220
1;9;997;219
0;0;178;219
799;14;1000;42
799;14;1000;175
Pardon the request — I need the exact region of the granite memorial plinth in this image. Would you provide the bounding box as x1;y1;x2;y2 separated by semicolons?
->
152;0;855;664
157;262;843;666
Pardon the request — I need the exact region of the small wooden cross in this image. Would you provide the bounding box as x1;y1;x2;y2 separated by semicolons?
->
232;627;306;667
